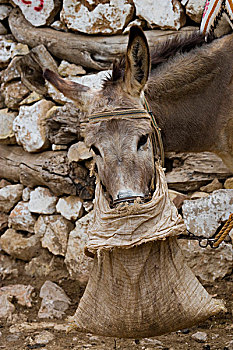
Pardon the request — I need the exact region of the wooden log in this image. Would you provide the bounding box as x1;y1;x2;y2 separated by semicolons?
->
9;8;196;71
16;45;58;95
0;145;95;199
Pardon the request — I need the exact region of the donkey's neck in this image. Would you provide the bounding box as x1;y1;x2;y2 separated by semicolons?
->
145;34;233;153
145;85;226;153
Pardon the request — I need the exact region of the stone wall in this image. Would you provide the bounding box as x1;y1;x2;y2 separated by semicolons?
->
0;0;233;322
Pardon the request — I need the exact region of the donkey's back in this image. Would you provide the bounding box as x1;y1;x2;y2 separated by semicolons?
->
146;32;233;171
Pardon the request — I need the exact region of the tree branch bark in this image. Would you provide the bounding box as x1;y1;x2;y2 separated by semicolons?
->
9;8;196;71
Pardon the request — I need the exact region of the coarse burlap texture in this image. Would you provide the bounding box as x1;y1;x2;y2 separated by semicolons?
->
72;239;225;338
71;163;225;338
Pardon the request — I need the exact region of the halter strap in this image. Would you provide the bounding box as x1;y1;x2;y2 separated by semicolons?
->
144;98;165;168
89;109;151;122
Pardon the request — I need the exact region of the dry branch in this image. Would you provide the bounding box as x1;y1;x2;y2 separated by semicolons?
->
9;8;196;70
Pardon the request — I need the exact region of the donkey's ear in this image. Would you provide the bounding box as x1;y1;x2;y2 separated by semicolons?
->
43;69;90;107
124;26;150;96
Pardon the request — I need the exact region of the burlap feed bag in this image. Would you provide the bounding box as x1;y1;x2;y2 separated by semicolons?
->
71;163;225;338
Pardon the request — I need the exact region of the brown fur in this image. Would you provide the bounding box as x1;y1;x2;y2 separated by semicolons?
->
85;118;154;201
146;33;233;170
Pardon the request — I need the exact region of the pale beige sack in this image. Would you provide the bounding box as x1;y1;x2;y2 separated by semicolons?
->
71;163;225;338
72;239;225;338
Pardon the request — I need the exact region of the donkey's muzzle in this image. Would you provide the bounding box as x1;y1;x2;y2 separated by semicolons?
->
112;191;148;206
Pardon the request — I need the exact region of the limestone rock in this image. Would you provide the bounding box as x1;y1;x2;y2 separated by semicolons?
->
13;100;54;152
0;35;13;68
11;0;60;26
134;0;186;30
0;35;28;68
61;0;134;34
0;254;18;279
74;70;113;90
224;177;233;189
1;81;30;109
56;196;83;221
0;184;23;213
51;20;68;31
29;187;58;214
226;340;233;350
0;23;7;35
185;0;205;23
25;249;68;279
19;91;43;106
0;4;12;20
65;211;94;284
123;18;147;34
166;152;232;192
0;91;5;108
38;281;71;319
182;190;233;238
0;294;14;319
45;103;82;145
11;42;29;57
0;212;8;232
9;321;68;333
191;331;208;343
0;179;11;188
9;201;36;233
0;229;41;261
83;201;94;213
179;239;233;282
34;330;55;344
58;60;86;77
1;56;21;84
67;142;92;163
0;109;17;144
168;189;188;209
46;70;111;104
0;284;34;307
190;191;209;200
16;44;57;96
22;187;32;202
36;215;74;256
200;178;223;193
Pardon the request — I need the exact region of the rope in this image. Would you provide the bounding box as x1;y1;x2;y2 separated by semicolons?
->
212;213;233;248
89;109;150;122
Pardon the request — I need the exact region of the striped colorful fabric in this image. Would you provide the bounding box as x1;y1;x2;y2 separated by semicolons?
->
200;0;233;35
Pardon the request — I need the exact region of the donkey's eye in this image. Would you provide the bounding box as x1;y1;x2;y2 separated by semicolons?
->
137;134;149;150
91;145;102;157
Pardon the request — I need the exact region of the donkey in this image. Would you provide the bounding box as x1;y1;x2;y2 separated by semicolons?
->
44;26;233;204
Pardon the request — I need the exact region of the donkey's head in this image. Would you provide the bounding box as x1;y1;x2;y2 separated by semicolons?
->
44;26;155;204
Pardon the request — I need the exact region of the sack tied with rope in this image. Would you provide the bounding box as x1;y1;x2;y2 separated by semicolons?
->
70;163;225;338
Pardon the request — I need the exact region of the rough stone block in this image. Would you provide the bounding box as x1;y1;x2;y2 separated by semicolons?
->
61;0;134;34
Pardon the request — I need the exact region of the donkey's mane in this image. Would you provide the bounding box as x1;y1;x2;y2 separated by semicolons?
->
103;31;208;86
150;31;207;70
